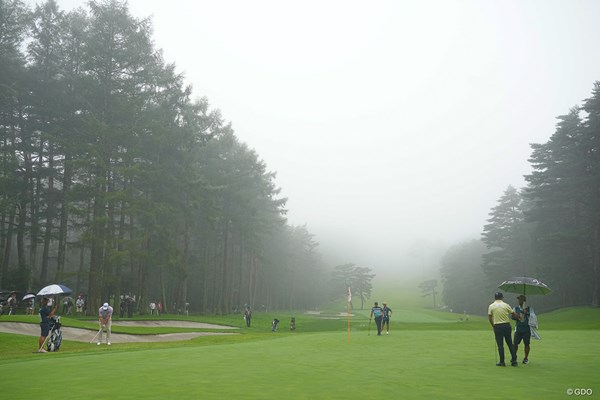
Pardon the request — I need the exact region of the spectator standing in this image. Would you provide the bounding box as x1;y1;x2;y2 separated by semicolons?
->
244;304;252;327
7;292;17;315
76;296;85;315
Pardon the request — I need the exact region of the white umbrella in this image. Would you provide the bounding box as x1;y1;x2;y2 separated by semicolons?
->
22;293;36;300
37;284;73;296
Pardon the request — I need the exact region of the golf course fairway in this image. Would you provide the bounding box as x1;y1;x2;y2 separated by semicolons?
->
1;306;598;399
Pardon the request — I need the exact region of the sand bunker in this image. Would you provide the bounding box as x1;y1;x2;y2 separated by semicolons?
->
0;321;238;344
113;320;238;329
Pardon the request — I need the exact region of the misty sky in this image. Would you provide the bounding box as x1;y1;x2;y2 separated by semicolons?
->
29;0;600;272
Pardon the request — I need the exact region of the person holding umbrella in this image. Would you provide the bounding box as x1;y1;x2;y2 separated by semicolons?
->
38;297;58;352
488;292;518;367
23;294;36;315
7;292;17;315
98;302;113;345
512;294;531;364
497;276;551;363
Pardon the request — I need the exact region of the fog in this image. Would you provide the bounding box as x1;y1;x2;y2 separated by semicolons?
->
40;0;600;273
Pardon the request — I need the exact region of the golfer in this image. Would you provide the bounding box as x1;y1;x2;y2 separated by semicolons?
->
382;302;393;335
370;301;384;336
488;292;518;367
512;295;531;364
98;302;113;345
38;297;58;352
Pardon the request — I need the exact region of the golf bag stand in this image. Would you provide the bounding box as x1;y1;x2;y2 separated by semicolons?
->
39;316;62;352
47;316;63;351
271;318;280;332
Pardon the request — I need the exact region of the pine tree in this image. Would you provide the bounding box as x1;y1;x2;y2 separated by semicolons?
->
482;186;534;287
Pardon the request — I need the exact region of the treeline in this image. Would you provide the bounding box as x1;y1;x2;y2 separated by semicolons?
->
0;0;327;313
441;82;600;313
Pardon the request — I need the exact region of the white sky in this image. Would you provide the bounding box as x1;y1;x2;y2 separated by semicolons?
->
29;0;600;272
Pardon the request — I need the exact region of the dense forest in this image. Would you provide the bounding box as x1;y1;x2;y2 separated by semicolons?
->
3;0;597;317
0;0;330;313
441;82;600;313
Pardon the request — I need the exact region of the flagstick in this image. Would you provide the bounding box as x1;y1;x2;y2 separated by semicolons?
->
347;297;351;344
347;287;351;344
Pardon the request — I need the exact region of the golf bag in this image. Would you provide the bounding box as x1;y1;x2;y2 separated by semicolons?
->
47;316;63;351
271;318;280;332
290;317;296;331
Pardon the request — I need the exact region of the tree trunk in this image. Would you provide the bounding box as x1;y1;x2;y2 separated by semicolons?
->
88;179;106;311
114;192;127;315
75;199;92;304
44;147;56;282
56;153;72;285
29;141;42;288
592;224;600;307
16;197;27;271
1;205;16;288
181;219;190;310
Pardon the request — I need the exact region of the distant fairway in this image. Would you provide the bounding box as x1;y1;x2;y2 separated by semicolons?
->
1;305;598;399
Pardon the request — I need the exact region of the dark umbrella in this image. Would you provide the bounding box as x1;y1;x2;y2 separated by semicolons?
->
498;277;551;296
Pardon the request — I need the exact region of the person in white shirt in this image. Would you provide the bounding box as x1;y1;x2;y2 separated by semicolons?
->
76;296;85;314
98;302;113;345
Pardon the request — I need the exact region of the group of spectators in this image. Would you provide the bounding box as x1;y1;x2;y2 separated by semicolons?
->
148;300;190;316
1;292;37;316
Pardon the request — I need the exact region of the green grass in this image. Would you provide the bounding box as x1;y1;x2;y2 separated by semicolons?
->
1;305;598;399
536;306;600;330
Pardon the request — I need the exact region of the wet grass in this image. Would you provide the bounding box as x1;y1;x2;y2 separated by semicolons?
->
1;306;598;399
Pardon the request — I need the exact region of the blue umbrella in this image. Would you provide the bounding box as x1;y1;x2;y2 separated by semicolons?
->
37;284;73;296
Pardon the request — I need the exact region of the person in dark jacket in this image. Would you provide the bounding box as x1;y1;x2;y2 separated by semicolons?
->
38;297;58;352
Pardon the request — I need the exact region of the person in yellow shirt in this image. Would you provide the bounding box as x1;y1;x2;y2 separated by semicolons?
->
488;292;518;367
